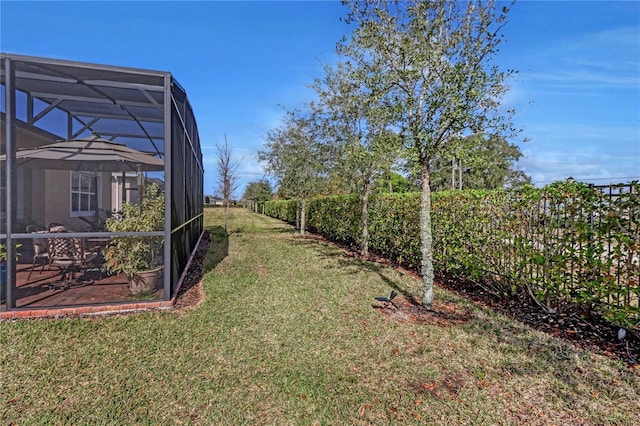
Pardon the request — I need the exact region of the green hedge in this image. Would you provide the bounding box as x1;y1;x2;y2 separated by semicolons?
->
264;182;640;327
264;199;298;224
306;195;361;247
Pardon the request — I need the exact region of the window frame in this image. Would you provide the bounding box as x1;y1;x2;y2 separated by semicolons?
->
69;170;101;218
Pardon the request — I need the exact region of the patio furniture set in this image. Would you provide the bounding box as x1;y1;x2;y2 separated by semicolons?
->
25;224;104;290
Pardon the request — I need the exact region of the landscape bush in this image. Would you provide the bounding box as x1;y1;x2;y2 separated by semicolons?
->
307;195;361;247
264;199;298;224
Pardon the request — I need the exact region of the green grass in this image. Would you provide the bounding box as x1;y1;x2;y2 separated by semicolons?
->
1;208;638;425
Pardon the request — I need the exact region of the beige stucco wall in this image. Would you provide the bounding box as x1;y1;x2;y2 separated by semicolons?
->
40;170;111;231
9;121;57;229
14;123;55;150
110;174;139;212
43;170;70;228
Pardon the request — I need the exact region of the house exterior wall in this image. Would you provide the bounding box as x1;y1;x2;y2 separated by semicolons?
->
26;169;46;227
10;123;54;229
43;170;69;228
110;174;140;212
39;169;111;231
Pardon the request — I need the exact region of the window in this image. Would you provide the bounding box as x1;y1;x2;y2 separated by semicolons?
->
70;171;99;217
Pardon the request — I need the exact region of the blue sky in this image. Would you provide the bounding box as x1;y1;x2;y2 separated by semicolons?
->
1;1;638;196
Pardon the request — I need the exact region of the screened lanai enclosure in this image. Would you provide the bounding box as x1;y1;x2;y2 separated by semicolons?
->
0;53;203;315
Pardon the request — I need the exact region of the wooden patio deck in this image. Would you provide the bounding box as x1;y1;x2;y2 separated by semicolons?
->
1;260;166;317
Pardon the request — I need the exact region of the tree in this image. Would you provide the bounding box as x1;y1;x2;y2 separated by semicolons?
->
341;0;521;308
424;134;531;191
258;110;329;236
375;171;419;194
312;57;401;256
215;133;241;233
242;179;273;212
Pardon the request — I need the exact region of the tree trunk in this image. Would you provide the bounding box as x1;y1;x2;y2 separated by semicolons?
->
360;181;371;257
300;197;306;237
224;201;229;233
451;157;456;189
420;164;434;309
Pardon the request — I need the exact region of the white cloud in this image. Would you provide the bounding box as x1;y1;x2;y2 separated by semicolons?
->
518;122;640;186
523;26;640;91
526;70;638;91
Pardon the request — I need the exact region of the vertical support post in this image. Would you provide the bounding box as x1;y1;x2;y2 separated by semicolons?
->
163;73;172;301
136;163;144;206
67;111;73;140
121;171;126;205
3;56;16;309
26;93;33;125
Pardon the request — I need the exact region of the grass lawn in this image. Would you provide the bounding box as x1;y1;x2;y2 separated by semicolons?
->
1;208;638;425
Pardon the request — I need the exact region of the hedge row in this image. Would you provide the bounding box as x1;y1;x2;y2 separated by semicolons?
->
264;182;640;328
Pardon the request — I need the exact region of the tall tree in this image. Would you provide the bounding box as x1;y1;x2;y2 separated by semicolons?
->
258;110;329;236
341;0;521;308
312;58;401;256
242;179;273;212
215;133;241;233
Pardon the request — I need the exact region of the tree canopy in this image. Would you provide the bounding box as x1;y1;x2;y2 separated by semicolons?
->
311;58;402;255
258;1;524;308
418;134;531;191
375;171;419;194
258;110;331;235
242;179;273;204
340;0;521;308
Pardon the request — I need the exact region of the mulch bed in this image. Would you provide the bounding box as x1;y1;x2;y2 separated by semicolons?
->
364;253;639;367
173;231;211;310
435;273;639;367
373;295;474;327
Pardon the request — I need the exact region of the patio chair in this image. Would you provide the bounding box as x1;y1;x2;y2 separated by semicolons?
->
26;224;50;281
46;233;99;290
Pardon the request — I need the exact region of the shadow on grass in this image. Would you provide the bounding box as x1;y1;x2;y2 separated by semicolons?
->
203;225;229;273
462;309;635;401
289;236;414;300
291;236;636;379
271;226;297;234
407;310;637;418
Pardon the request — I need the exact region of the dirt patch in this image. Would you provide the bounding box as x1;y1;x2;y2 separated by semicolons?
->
411;374;467;400
373;295;473;327
255;264;270;277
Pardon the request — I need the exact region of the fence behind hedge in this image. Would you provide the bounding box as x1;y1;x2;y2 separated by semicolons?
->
264;182;639;327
